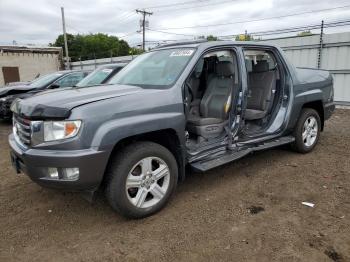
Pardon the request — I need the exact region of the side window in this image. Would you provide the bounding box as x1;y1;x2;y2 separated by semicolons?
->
54;72;86;88
185;50;238;115
245;59;253;73
244;50;277;72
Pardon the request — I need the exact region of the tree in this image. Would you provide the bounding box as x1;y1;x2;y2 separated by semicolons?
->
51;33;131;62
129;47;144;55
235;34;255;41
297;30;312;37
197;35;218;41
206;35;218;41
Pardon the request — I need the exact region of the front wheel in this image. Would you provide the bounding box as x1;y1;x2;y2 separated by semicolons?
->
292;108;321;153
105;141;178;219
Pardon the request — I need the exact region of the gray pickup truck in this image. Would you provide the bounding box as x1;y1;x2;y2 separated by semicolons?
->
9;41;335;218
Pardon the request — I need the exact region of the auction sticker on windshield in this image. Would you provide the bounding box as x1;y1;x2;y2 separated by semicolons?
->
170;50;194;57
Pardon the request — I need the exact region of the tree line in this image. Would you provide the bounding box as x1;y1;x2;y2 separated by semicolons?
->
51;33;142;62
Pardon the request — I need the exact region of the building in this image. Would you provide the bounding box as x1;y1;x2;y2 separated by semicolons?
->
0;45;63;86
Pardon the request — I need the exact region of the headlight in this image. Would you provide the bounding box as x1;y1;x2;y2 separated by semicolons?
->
43;120;81;142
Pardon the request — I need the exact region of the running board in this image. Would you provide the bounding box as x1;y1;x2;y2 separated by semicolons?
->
191;149;250;172
190;136;295;172
250;135;295;151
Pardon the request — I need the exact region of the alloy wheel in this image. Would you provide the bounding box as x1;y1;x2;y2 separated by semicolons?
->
302;116;318;147
125;157;170;209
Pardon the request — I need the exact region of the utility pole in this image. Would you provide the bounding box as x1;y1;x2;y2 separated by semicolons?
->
136;9;153;51
61;7;70;69
317;20;324;69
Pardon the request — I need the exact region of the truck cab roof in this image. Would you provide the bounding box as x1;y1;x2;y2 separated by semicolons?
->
153;40;279;50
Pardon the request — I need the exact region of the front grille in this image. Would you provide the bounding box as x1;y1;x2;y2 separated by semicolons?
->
4;100;12;110
13;114;31;146
0;100;5;111
0;99;14;118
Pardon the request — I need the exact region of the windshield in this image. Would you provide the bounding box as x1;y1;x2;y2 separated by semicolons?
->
109;48;195;88
29;73;63;88
76;67;116;87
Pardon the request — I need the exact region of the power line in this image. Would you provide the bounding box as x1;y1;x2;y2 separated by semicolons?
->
115;12;138;24
153;0;237;13
133;39;193;44
117;18;139;28
324;21;350;29
142;19;350;46
147;28;198;37
144;0;212;10
118;31;139;39
116;11;136;20
66;24;87;35
65;12;138;36
114;11;134;22
250;20;350;36
216;19;350;39
151;4;350;30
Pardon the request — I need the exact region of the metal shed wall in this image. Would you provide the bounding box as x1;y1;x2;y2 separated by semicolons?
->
70;55;133;71
261;32;350;104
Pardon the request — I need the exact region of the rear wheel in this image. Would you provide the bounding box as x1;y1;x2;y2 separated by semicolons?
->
105;141;178;219
292;108;321;153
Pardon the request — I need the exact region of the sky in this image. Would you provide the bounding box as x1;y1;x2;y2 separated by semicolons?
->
1;0;350;47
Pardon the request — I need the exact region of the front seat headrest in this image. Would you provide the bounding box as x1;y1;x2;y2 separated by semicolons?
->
216;61;234;77
253;60;269;72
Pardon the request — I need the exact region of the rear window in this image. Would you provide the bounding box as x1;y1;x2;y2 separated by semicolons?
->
244;50;276;72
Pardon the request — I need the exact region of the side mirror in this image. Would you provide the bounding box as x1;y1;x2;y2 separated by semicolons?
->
48;84;60;89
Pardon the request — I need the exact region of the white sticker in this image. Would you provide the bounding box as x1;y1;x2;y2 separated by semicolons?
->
170;50;194;57
102;69;113;73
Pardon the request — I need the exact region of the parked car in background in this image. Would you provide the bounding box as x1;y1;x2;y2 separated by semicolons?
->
75;63;126;88
5;81;32;87
9;41;334;218
0;70;90;120
4;73;42;87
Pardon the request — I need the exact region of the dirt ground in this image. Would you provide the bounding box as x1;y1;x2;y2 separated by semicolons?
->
0;110;349;262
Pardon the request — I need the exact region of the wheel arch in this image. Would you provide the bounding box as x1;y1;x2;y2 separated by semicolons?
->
105;129;186;182
302;100;324;131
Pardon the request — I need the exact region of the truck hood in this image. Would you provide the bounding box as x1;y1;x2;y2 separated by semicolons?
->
11;84;142;119
0;85;37;97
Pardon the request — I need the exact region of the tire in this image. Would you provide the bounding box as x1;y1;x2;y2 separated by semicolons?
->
291;108;321;153
105;141;178;219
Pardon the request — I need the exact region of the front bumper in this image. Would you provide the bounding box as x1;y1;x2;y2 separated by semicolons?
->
9;134;110;191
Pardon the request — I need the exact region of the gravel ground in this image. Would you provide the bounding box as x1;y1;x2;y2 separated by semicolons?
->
0;110;349;262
